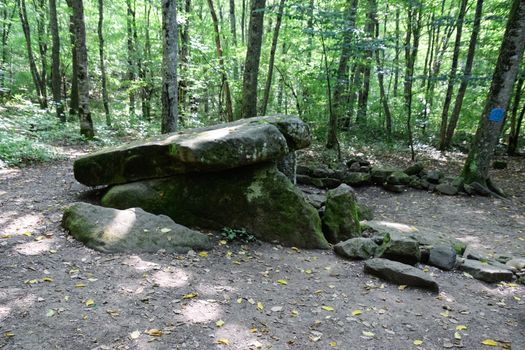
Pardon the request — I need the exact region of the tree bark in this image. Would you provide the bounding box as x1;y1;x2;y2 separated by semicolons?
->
438;0;468;151
461;0;525;194
49;0;65;122
161;0;178;133
356;0;377;124
207;0;234;121
393;8;400;97
404;3;422;160
179;0;191;112
68;0;94;138
327;0;358;148
142;0;153;121
444;0;484;150
375;17;392;137
126;0;136;116
260;0;285;116
508;74;524;155
18;0;45;108
68;6;79;115
34;0;48;107
97;0;110;126
229;0;239;80
241;0;266;119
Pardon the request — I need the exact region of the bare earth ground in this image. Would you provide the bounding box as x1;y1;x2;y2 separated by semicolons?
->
1;148;524;350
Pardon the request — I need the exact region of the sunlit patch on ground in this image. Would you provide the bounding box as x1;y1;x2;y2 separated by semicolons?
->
0;305;11;321
182;300;221;323
13;238;55;255
151;268;189;288
214;323;263;349
122;255;160;272
0;213;45;236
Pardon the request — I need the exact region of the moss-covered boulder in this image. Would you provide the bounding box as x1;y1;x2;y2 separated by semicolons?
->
102;163;329;249
62;202;212;253
321;184;361;244
74;115;311;187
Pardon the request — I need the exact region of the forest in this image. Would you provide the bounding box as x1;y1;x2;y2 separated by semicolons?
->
0;0;524;168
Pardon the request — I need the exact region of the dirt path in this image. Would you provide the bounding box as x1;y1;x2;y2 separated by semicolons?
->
0;152;524;350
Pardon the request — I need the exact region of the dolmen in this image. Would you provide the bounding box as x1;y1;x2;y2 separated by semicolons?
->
69;115;330;249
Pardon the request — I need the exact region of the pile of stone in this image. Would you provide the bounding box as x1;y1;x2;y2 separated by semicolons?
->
297;159;482;196
333;220;524;291
64;115;344;252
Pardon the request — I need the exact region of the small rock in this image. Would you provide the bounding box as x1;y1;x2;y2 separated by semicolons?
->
428;245;456;271
271;306;283;312
506;258;525;271
364;258;439;292
404;162;424;176
459;259;513;283
297;174;324;188
425;170;443;184
343;172;371;187
435;183;458;196
492;160;507;169
378;233;421;265
322;184;361;243
386;171;411;185
463;246;489;261
371;167;398;184
334;238;379;260
319;177;342;189
383;183;405;193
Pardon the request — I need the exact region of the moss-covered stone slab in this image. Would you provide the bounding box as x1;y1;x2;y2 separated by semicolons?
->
101;163;329;249
62;202;212;253
74;115;311;187
322;184;361;244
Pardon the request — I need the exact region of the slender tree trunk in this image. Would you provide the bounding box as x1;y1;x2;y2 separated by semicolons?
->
328;0;358;147
207;0;234;121
179;0;191;112
33;0;48;108
1;6;16;82
321;34;339;157
438;0;468;151
126;0;136;116
356;0;377;124
18;0;45;108
229;0;239;80
68;0;94;138
241;0;246;44
241;0;266;119
68;7;79;115
393;8;400;97
444;0;484;149
306;0;314;61
404;4;422;160
260;0;285;115
142;0;153;120
97;0;110;126
508;74;524;155
49;0;64;122
161;0;178;133
461;0;525;194
375;18;392;137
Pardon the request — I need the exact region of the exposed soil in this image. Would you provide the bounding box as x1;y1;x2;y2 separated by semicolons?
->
1;148;524;350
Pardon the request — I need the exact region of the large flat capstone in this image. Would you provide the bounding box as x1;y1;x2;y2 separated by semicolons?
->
101;163;329;249
74;115;311;187
62;202;212;253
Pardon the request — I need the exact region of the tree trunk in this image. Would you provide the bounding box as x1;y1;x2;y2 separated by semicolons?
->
126;0;136;116
404;3;422;160
393;8;400;97
229;0;239;80
241;0;266;119
142;0;153;121
328;0;358;148
179;0;191;112
207;0;234;121
508;74;524;155
356;0;377;124
68;0;94;138
18;0;45;108
161;0;178;133
1;5;16;84
241;0;246;44
49;0;64;122
97;0;110;126
260;0;285;116
444;0;484;150
68;7;79;115
461;0;525;194
438;0;468;151
375;17;392;138
34;0;48;108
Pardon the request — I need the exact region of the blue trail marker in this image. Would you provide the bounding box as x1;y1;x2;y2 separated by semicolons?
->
488;107;505;122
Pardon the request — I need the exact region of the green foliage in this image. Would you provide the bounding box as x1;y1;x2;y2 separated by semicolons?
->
220;227;256;243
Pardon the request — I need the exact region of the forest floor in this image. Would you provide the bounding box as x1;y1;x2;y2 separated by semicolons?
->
0;145;524;350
